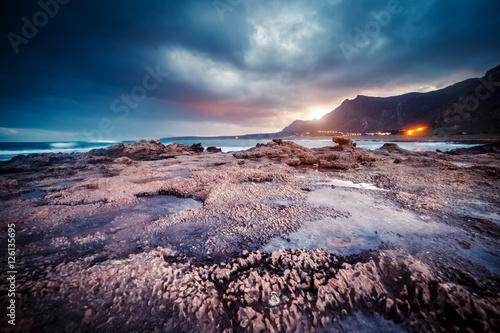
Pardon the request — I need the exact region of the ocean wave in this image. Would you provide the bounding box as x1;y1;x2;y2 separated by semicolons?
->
50;142;78;148
0;148;97;161
0;140;479;162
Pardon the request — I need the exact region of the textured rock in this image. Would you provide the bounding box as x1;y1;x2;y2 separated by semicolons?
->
332;136;354;147
207;146;222;153
191;143;204;153
162;142;193;157
89;139;165;160
377;143;407;153
1;138;499;333
234;140;311;159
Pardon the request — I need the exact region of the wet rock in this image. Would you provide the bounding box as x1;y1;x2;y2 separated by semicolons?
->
447;143;500;155
0;153;73;173
377;143;406;153
162;142;193;157
190;143;204;153
89;139;165;160
2;136;500;332
206;146;222;153
332;137;354;147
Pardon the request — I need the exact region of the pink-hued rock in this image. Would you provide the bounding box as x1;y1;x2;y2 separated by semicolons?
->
1;139;499;332
162;142;194;157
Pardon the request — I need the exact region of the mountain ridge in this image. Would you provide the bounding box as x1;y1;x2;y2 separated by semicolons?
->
281;65;500;135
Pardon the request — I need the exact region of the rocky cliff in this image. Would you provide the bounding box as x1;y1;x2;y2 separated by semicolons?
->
282;65;500;135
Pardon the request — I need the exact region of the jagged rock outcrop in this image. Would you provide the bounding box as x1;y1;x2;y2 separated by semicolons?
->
162;142;193;158
206;146;222;153
377;143;407;154
446;143;500;155
333;136;354;147
88;139;165;160
190;143;204;153
234;139;313;163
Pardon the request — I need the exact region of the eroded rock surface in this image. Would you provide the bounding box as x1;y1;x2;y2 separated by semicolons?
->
0;139;499;332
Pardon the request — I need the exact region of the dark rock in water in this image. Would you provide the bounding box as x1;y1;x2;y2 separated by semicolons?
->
190;143;204;153
162;142;192;158
272;139;283;145
446;143;500;155
88;139;165;160
332;137;354;147
377;143;406;153
206;146;222;153
0;152;78;173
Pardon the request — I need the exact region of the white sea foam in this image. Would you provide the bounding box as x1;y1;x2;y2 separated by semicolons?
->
0;139;479;162
50;142;77;148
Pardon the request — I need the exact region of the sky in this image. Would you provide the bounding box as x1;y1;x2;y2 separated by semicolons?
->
0;0;499;142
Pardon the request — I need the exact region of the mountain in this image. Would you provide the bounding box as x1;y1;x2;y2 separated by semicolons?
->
281;65;500;135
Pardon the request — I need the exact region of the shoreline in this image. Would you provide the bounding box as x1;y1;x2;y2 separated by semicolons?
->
285;134;500;144
1;135;498;162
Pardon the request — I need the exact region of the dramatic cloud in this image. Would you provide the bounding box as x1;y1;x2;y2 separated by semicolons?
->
0;0;499;141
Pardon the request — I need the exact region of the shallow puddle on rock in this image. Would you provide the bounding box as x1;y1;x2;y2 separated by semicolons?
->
21;187;44;198
21;195;204;272
263;187;500;274
318;312;407;333
465;210;500;224
26;196;203;258
263;187;450;256
151;222;211;256
72;196;202;233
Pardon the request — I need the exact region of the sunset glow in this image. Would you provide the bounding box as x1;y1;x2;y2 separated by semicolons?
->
310;107;329;120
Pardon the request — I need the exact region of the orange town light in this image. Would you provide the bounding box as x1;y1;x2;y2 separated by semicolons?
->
406;127;426;135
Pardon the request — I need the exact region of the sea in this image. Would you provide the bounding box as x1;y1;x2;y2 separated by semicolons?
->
0;139;480;162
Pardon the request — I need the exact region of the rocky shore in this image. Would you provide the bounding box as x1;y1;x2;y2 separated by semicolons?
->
1;139;499;332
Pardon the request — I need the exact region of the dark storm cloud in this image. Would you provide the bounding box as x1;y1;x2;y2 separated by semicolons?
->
0;0;499;140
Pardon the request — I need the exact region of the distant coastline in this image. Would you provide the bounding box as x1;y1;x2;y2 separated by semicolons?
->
161;133;500;144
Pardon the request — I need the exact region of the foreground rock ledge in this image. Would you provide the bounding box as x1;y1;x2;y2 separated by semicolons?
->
0;139;499;332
